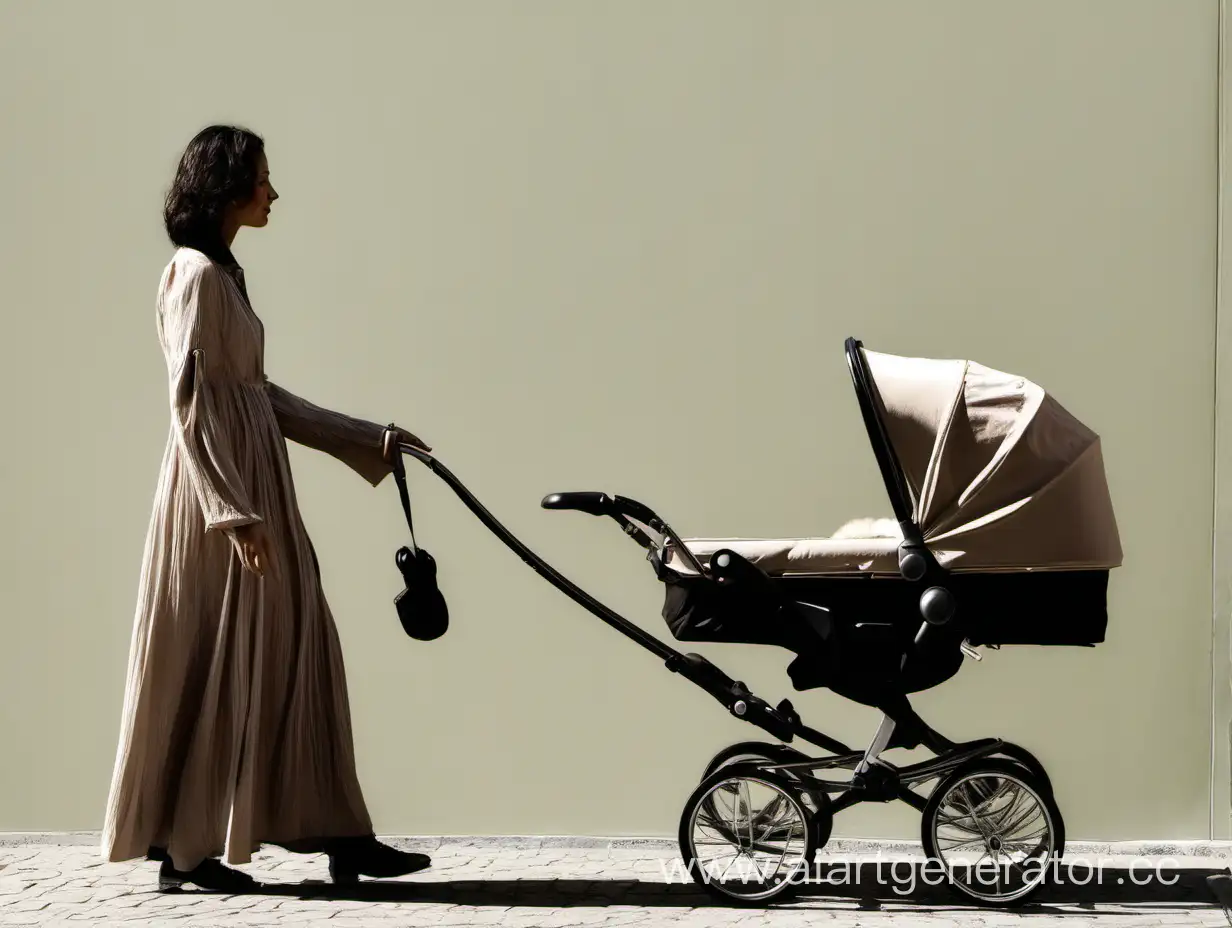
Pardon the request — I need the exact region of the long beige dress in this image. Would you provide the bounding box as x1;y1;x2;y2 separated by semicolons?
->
102;247;396;872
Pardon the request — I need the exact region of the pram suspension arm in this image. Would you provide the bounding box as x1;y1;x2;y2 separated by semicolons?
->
665;652;799;744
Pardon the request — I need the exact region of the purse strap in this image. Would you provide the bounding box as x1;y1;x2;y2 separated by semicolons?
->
389;431;418;553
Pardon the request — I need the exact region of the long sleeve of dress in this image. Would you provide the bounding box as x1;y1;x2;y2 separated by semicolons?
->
264;379;392;487
163;261;263;534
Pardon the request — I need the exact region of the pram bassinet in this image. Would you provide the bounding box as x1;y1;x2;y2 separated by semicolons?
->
655;339;1122;699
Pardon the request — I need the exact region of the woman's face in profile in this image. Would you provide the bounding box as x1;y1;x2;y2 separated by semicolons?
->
232;152;279;229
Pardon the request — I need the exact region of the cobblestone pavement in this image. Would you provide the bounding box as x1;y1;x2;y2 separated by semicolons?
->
1;840;1229;926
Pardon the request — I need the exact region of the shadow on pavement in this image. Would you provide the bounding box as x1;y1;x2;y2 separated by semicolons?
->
240;862;1228;913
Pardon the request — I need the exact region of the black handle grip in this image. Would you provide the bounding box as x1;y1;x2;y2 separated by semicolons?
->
541;492;613;517
541;492;662;527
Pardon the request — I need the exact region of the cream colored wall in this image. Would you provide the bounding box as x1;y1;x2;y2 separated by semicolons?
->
0;0;1218;843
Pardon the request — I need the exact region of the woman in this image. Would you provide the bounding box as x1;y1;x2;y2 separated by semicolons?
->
102;125;431;892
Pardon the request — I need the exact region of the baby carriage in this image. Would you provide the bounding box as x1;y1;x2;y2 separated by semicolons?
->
385;337;1122;907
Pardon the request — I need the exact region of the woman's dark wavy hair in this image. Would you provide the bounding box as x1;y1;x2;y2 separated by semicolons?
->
164;125;265;265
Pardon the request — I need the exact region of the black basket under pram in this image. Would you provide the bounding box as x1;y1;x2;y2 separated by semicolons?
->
384;337;1122;908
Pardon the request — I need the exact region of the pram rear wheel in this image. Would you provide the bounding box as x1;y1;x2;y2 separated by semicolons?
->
921;757;1063;907
678;765;817;905
701;741;832;850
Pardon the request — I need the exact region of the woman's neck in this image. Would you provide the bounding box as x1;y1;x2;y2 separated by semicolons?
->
222;217;240;249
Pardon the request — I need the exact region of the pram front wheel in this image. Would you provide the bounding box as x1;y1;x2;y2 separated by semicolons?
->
921;757;1063;907
988;742;1055;797
677;765;817;905
701;740;833;850
984;745;1066;858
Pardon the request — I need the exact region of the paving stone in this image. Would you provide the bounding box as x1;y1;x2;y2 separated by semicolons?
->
0;842;1221;926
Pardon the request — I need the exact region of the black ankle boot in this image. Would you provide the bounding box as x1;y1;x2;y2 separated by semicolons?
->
325;836;431;884
157;857;261;893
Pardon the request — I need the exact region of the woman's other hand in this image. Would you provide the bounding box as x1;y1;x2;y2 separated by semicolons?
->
232;522;276;578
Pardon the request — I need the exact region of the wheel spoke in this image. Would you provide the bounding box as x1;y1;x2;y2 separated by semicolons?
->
734;786;751;849
717;850;743;882
1001;796;1044;838
988;783;1029;832
937;835;987;853
756;795;792;844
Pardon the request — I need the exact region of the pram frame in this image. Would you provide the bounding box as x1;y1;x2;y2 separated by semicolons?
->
389;337;1074;902
387;335;1068;904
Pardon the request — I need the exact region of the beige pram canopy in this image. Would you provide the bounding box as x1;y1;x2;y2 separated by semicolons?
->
666;345;1122;579
656;340;1122;669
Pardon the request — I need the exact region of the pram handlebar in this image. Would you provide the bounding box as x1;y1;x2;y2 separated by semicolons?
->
392;445;677;662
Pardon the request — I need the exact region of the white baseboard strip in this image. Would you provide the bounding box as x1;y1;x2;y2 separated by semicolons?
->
3;833;1232;861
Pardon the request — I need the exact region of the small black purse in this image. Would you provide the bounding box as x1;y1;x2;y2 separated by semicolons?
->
387;429;449;641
